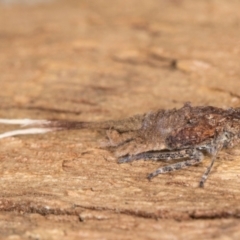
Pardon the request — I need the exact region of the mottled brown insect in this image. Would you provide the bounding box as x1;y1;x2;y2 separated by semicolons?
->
1;103;240;187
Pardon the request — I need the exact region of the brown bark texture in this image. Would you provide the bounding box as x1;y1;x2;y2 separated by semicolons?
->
0;0;240;239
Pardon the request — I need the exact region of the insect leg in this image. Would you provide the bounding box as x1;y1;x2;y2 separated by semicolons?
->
199;134;226;187
147;150;203;179
199;142;223;187
199;155;217;188
118;149;196;163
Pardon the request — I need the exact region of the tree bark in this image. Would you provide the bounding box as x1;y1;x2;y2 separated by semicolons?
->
0;0;240;239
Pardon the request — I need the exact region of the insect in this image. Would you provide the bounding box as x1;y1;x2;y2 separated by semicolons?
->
0;103;239;187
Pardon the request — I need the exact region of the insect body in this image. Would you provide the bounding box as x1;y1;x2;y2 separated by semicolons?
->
0;103;239;187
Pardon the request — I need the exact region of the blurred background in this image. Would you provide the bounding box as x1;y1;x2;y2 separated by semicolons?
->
1;0;240;122
0;0;52;4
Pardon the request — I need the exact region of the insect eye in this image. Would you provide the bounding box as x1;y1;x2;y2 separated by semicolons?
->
187;119;195;124
205;114;213;119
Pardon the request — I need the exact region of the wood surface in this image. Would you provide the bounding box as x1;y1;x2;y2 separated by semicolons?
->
0;0;240;239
